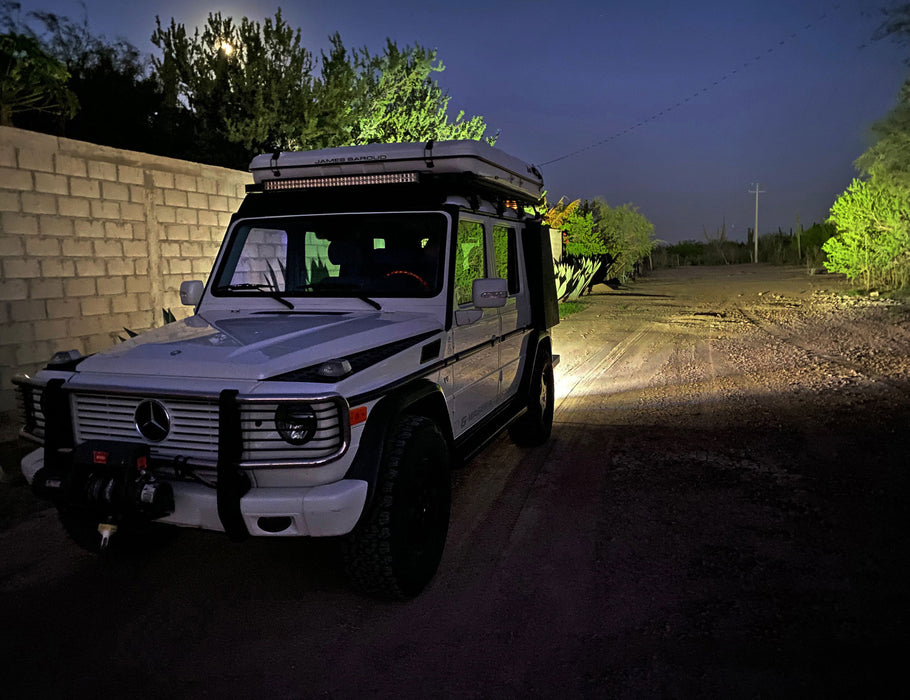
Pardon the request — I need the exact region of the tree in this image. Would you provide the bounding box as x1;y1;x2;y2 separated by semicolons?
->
24;9;165;151
150;10;495;167
824;179;910;290
0;30;76;127
151;9;315;167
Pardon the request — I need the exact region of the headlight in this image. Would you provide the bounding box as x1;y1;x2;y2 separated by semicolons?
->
275;404;318;445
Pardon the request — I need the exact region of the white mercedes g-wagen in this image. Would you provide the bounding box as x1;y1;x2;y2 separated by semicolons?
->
14;140;559;598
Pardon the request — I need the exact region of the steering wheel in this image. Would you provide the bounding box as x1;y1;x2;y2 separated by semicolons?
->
384;270;430;292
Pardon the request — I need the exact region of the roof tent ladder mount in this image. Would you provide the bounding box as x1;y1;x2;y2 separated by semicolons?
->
423;140;435;168
270;151;281;177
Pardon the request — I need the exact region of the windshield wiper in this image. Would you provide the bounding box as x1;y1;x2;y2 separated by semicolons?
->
295;282;381;310
216;283;295;310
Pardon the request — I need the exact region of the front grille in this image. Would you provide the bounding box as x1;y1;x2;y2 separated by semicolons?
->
74;394;220;465
71;393;347;468
15;382;46;441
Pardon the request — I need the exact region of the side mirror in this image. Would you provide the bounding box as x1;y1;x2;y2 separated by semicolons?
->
473;278;508;308
180;280;204;306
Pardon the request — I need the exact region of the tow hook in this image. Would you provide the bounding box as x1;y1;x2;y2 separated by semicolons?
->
98;523;118;550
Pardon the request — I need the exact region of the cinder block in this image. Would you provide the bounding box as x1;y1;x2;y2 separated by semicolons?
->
120;202;145;221
107;258;136;276
151;170;175;189
80;297;111;316
0;167;33;191
40;259;76;277
33;172;68;195
176;207;197;224
87;161;117;181
164;189;188;207
196;178;217;194
135;258;148;275
64;278;96;297
103;221;132;239
126;310;154;331
218;211;233;227
21;192;56;215
187;192;207;209
208;195;228;211
73;219;105;238
67;316;104;338
122;241;147;258
9;299;47;322
38;215;74;237
101;181;130;201
168;259;193;275
112;294;140;314
197;209;219;227
0;141;15;167
46;298;81;319
191;258;212;274
29;278;64;299
93;239;123;258
129;184;146;202
57;197;91;218
164;224;189;241
132;222;148;240
174;174;197;192
69;177;100;198
180;241;203;257
55;154;87;178
154;205;176;223
0;236;24;257
1;212;38;235
25;237;61;257
160;241;181;257
118;165;144;185
18;148;55;173
89;200;120;219
75;259;106;277
61;238;92;257
0;190;19;211
97;277;125;296
2;257;40;279
126;277;150;294
34;319;69;341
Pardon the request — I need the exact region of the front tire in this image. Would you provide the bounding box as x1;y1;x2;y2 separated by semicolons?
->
343;415;451;599
508;350;555;447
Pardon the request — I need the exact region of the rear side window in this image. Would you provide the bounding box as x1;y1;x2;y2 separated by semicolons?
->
454;220;485;305
493;224;520;295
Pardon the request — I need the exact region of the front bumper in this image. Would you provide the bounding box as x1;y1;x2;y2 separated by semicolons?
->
21;448;368;537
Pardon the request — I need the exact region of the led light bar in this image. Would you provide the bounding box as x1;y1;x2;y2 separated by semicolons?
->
263;172;419;191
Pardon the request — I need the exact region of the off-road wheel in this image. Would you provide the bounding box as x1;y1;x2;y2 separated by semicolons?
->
508;350;555;447
343;415;451;599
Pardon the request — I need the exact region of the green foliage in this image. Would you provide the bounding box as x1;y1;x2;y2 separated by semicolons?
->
824;178;910;290
150;10;494;167
558;300;587;318
0;30;77;126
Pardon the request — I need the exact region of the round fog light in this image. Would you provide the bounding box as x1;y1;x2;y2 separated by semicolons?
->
275;404;317;445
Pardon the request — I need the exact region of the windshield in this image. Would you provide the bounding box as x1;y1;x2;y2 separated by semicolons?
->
212;212;448;300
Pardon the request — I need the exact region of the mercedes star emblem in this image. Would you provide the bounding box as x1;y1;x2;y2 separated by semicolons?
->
135;399;171;442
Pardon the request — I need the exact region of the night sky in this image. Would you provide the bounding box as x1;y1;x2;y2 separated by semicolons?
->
11;0;909;243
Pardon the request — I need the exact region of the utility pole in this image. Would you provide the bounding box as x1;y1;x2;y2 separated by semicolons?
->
749;183;765;263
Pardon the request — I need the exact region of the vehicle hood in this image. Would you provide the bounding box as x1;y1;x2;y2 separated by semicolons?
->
75;311;443;381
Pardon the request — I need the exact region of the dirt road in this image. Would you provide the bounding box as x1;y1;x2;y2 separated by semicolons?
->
1;264;908;698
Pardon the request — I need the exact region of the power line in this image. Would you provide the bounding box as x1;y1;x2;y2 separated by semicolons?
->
537;4;848;168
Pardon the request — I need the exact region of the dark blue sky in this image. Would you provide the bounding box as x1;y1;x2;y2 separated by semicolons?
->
13;0;909;243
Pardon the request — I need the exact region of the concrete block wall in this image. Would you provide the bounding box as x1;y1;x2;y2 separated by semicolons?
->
0;126;252;433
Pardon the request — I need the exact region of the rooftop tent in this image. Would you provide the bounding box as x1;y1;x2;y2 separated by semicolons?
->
248;140;544;204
